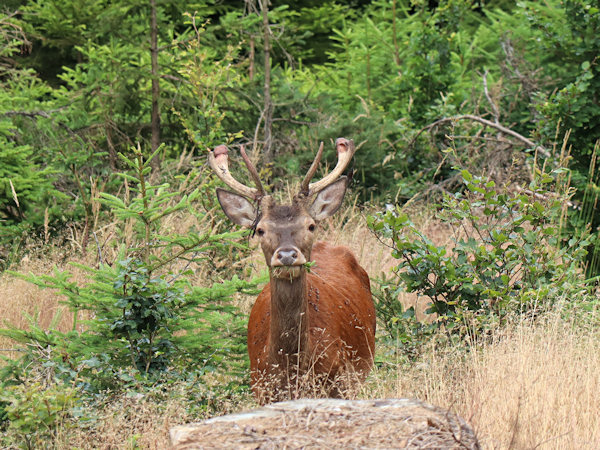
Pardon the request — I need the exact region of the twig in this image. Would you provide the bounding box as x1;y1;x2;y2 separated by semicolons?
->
93;232;105;266
532;431;574;449
271;117;315;126
252;107;267;155
482;69;500;124
3;107;86;142
167;251;200;284
515;185;577;209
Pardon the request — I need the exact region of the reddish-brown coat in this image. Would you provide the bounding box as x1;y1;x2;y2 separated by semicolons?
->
247;241;376;402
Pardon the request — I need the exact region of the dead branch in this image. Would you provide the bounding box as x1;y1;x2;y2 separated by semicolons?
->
408;114;550;158
482;70;500;124
514;185;577;209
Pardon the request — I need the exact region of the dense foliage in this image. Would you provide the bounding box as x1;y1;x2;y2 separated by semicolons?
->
2;1;599;242
370;166;592;351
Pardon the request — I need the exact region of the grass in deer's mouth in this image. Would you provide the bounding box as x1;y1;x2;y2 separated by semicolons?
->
271;265;302;280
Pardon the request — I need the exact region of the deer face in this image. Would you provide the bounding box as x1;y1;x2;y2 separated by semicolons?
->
216;177;347;279
209;138;354;279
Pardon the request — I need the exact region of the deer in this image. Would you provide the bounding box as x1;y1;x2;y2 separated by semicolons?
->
208;138;375;404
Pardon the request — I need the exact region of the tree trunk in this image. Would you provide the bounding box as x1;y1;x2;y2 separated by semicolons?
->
262;0;273;162
392;0;400;66
249;36;255;82
150;0;161;174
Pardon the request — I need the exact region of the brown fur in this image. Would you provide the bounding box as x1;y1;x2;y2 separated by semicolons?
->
247;241;376;404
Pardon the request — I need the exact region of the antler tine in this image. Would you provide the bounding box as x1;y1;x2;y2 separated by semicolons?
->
307;138;355;195
208;145;261;200
240;145;265;197
299;141;324;195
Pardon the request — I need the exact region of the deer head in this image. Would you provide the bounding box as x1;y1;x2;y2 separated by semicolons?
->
209;138;355;279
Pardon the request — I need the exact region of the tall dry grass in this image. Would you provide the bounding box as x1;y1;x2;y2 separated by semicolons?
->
0;256;90;353
364;308;600;449
259;197;600;448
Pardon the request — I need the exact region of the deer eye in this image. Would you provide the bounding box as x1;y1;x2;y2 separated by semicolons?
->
308;224;316;232
256;228;265;236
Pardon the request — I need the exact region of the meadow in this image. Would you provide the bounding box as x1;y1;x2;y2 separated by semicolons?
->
2;1;600;447
1;197;598;449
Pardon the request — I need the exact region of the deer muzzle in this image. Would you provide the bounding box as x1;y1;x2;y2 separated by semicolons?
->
270;246;306;279
271;247;306;267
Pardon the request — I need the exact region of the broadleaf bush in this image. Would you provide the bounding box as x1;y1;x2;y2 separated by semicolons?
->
0;381;78;449
369;168;592;343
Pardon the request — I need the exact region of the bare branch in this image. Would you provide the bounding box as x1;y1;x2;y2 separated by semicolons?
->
482;70;500;124
514;185;577;209
408;114;550;158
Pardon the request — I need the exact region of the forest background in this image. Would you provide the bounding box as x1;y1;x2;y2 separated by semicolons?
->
1;0;600;448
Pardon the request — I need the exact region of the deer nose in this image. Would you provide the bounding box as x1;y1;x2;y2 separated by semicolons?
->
272;247;306;267
277;248;298;266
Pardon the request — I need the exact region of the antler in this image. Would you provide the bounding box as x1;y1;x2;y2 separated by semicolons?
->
299;141;324;194
208;145;265;200
301;138;355;196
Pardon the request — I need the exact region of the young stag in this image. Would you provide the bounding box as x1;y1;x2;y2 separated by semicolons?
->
208;138;375;404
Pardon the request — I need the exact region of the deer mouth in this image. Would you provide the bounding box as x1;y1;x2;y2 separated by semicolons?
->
270;247;306;279
271;265;303;279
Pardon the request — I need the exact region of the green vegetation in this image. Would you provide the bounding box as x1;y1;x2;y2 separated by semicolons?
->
1;0;600;447
0;148;262;446
370;166;593;350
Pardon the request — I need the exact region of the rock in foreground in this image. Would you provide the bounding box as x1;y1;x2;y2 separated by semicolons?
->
170;398;480;449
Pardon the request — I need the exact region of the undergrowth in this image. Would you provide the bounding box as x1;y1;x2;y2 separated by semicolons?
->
0;147;263;448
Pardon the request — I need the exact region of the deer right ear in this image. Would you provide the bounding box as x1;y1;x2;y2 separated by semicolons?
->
216;188;257;227
309;176;348;221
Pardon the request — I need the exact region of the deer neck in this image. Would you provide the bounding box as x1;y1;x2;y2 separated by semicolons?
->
268;270;309;367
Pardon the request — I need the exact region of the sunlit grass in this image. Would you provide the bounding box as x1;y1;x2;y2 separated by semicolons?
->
364;307;600;449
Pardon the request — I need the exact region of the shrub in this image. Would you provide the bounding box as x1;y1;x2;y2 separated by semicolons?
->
372;273;435;361
368;168;591;342
0;381;78;449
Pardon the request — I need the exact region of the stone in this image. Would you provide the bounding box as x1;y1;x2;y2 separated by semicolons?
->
170;398;480;449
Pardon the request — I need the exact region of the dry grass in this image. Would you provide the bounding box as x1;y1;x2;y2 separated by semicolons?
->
329;201;600;448
2;199;600;449
0;256;90;352
365;310;600;449
55;383;257;450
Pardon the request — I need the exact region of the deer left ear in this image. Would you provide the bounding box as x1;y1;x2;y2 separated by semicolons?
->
216;188;257;227
309;176;348;221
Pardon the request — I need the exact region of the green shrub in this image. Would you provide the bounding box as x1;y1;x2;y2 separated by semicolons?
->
369;168;591;342
0;13;70;265
372;273;435;361
0;146;263;395
0;381;78;449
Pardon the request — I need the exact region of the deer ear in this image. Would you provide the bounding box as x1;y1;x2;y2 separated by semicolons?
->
309;177;348;221
216;188;257;227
